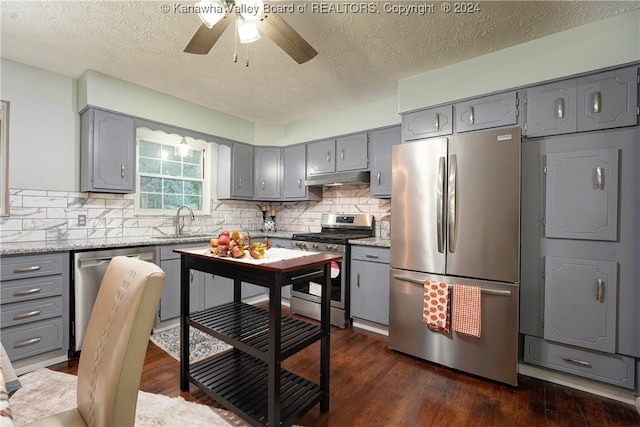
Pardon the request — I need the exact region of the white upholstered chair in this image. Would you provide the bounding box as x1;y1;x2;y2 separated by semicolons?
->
24;256;165;427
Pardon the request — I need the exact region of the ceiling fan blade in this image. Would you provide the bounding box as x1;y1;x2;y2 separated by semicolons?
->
257;13;317;64
184;15;234;55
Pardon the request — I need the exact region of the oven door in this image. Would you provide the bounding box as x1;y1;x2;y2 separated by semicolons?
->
291;256;345;309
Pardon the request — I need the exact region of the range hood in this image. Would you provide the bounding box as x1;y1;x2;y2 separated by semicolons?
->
305;170;370;187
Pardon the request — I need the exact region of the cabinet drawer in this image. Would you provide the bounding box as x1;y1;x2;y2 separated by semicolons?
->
1;318;64;361
523;335;635;389
1;275;64;304
1;296;64;328
350;246;390;263
1;253;65;280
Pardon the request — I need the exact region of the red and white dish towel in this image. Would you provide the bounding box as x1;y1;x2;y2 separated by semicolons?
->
422;280;450;333
452;284;481;338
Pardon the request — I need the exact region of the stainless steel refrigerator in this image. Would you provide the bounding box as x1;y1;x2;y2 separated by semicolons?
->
389;126;521;386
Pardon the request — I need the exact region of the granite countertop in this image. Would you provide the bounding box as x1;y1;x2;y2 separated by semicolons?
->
349;237;391;248
0;231;296;256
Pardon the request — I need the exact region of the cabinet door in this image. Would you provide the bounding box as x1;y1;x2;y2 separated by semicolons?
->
455;91;519;133
254;147;282;200
307;139;335;175
545;149;619;241
526;80;578;137
158;258;203;321
402;105;453;141
369;126;401;198
336;133;368;171
283;145;306;199
544;257;617;353
232;144;254;198
203;274;234;309
350;259;390;325
82;109;135;193
577;67;638;132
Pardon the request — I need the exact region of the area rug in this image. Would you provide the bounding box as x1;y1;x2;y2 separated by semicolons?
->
10;368;249;426
150;325;231;364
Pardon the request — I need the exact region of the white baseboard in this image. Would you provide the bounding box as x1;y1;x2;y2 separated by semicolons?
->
14;354;68;376
518;363;638;406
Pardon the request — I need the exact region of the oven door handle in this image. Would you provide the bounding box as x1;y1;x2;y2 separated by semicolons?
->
290;269;325;282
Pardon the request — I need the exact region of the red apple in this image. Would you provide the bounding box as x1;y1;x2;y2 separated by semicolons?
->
218;234;230;246
230;245;244;258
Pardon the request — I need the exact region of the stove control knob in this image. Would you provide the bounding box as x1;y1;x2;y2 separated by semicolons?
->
329;245;336;251
312;243;319;249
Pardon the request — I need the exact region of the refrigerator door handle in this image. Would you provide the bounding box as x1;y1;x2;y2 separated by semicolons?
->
448;155;458;253
437;156;446;253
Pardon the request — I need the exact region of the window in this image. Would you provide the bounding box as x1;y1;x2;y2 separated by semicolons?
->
135;128;211;215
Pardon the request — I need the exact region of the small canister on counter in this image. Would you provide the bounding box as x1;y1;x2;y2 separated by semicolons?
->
380;215;391;239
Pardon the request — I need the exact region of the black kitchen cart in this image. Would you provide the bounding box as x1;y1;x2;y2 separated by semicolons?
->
176;248;339;427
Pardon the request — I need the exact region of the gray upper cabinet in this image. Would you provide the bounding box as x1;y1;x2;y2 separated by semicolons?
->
80;108;135;193
369;126;401;198
283;145;321;201
525;80;578;137
336;133;368;171
455;91;519;133
254;147;282;200
402;105;453;141
544;256;618;354
217;143;254;199
306;139;336;176
544;148;619;241
577;66;638;132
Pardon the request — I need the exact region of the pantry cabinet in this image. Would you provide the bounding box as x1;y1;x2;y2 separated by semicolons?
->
350;246;390;325
369;126;401;198
80;108;135;193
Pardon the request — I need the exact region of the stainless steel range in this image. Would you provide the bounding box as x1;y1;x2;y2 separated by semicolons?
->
290;213;374;328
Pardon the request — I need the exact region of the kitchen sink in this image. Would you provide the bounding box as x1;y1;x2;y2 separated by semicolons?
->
152;233;211;240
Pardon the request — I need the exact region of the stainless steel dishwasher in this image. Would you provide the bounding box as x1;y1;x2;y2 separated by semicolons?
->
72;246;155;353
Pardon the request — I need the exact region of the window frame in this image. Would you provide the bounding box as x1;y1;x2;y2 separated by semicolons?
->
134;127;211;216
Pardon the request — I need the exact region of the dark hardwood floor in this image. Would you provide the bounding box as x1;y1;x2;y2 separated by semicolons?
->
49;304;640;427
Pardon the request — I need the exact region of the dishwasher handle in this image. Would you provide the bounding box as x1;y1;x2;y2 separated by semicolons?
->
78;252;154;268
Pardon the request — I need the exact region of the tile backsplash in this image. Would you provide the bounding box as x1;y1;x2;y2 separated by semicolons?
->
0;185;391;243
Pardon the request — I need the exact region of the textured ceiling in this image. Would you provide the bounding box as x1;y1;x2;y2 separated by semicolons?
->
1;1;639;124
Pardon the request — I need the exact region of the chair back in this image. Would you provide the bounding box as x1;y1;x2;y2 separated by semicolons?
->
75;256;165;427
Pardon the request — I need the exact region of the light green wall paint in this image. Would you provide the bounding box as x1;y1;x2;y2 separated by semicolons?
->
399;9;640;113
80;70;255;143
1;58;79;191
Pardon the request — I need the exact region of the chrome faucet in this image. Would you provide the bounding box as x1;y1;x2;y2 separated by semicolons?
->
175;205;195;235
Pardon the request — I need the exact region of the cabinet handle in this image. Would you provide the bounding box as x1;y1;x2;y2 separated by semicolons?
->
435;112;440;130
596;278;604;302
326;151;331;163
13;266;41;273
561;356;592;367
297;178;302;188
556;97;565;119
121;163;126;179
190;270;194;283
13;288;42;297
365;254;379;259
594;166;604;190
14;310;42;321
377;172;381;186
13;337;42;349
357;273;360;288
262;180;265;190
340;148;344;161
238;178;242;188
469;106;475;124
593;91;601;113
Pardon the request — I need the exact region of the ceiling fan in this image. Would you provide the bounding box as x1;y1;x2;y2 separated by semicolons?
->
184;0;318;64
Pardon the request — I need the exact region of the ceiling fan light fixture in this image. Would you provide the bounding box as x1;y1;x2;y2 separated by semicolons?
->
197;0;225;29
237;18;260;44
235;0;264;21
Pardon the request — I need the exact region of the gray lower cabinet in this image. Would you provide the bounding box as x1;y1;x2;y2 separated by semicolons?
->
80;107;135;193
402;105;453;141
369;126;401;198
455;91;519;133
349;246;390;325
0;253;69;363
